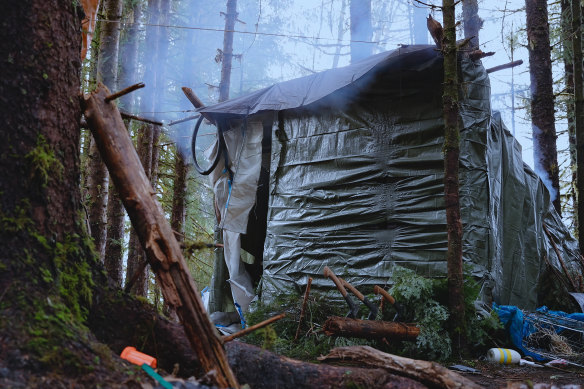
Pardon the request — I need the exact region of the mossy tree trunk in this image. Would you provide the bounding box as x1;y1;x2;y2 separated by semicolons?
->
572;0;584;247
441;0;466;357
526;0;561;215
0;0;115;383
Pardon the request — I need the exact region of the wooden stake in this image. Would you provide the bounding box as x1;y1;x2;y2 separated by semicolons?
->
223;313;286;343
323;316;419;340
81;83;238;388
294;277;313;341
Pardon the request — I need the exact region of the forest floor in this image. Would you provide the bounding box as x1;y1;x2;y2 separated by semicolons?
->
458;360;584;388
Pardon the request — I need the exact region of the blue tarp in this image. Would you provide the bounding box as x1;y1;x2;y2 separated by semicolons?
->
494;303;584;361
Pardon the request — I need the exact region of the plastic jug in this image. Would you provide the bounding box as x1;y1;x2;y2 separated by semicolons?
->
486;348;521;364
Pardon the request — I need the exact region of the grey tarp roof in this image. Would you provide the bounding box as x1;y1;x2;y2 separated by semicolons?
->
198;45;439;116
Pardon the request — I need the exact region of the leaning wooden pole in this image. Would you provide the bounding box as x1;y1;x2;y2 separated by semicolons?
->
81;83;239;389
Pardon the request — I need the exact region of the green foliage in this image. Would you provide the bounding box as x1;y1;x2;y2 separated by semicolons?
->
389;265;502;361
243;292;375;361
25;135;63;188
389;266;452;360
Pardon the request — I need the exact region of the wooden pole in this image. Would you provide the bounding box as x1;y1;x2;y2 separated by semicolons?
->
119;111;163;126
294;277;313;341
319;345;482;389
486;59;523;74
323;316;419;340
105;82;145;102
81;83;239;389
223;313;286;343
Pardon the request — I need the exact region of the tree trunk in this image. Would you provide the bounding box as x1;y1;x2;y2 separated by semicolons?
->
86;0;123;260
562;0;577;223
171;153;189;243
125;0;163;296
86;137;109;259
323;316;420;340
104;181;125;287
319;346;482;389
103;0;142;285
462;0;481;49
526;0;561;215
220;0;237;102
0;0;120;385
349;0;373;63
572;0;584;246
441;0;466;356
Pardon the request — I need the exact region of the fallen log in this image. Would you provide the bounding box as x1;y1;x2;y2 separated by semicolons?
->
319;345;482;389
323;316;420;340
226;342;428;389
89;291;428;388
81;83;238;388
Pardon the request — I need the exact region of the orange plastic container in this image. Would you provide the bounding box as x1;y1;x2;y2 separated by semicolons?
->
120;346;157;368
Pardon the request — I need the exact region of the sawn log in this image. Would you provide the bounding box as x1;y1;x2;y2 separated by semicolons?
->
319;345;483;389
323;316;420;340
81;83;238;388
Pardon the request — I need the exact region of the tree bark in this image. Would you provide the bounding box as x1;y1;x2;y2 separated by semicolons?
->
441;0;466;356
572;0;584;246
86;137;109;259
349;0;373;63
526;0;561;215
103;0;142;285
86;0;123;260
171;153;189;244
319;346;481;389
562;0;577;229
462;0;481;49
82;84;239;388
104;182;125;287
323;316;420;340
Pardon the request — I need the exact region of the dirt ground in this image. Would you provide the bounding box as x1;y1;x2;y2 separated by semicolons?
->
460;360;584;388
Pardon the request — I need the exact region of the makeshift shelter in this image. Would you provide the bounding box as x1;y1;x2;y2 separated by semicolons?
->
195;44;582;313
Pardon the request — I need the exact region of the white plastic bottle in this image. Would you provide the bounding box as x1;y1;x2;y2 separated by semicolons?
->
486;348;521;364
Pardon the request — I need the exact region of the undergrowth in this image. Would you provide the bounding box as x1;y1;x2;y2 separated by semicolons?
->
242;266;503;362
244;292;376;361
